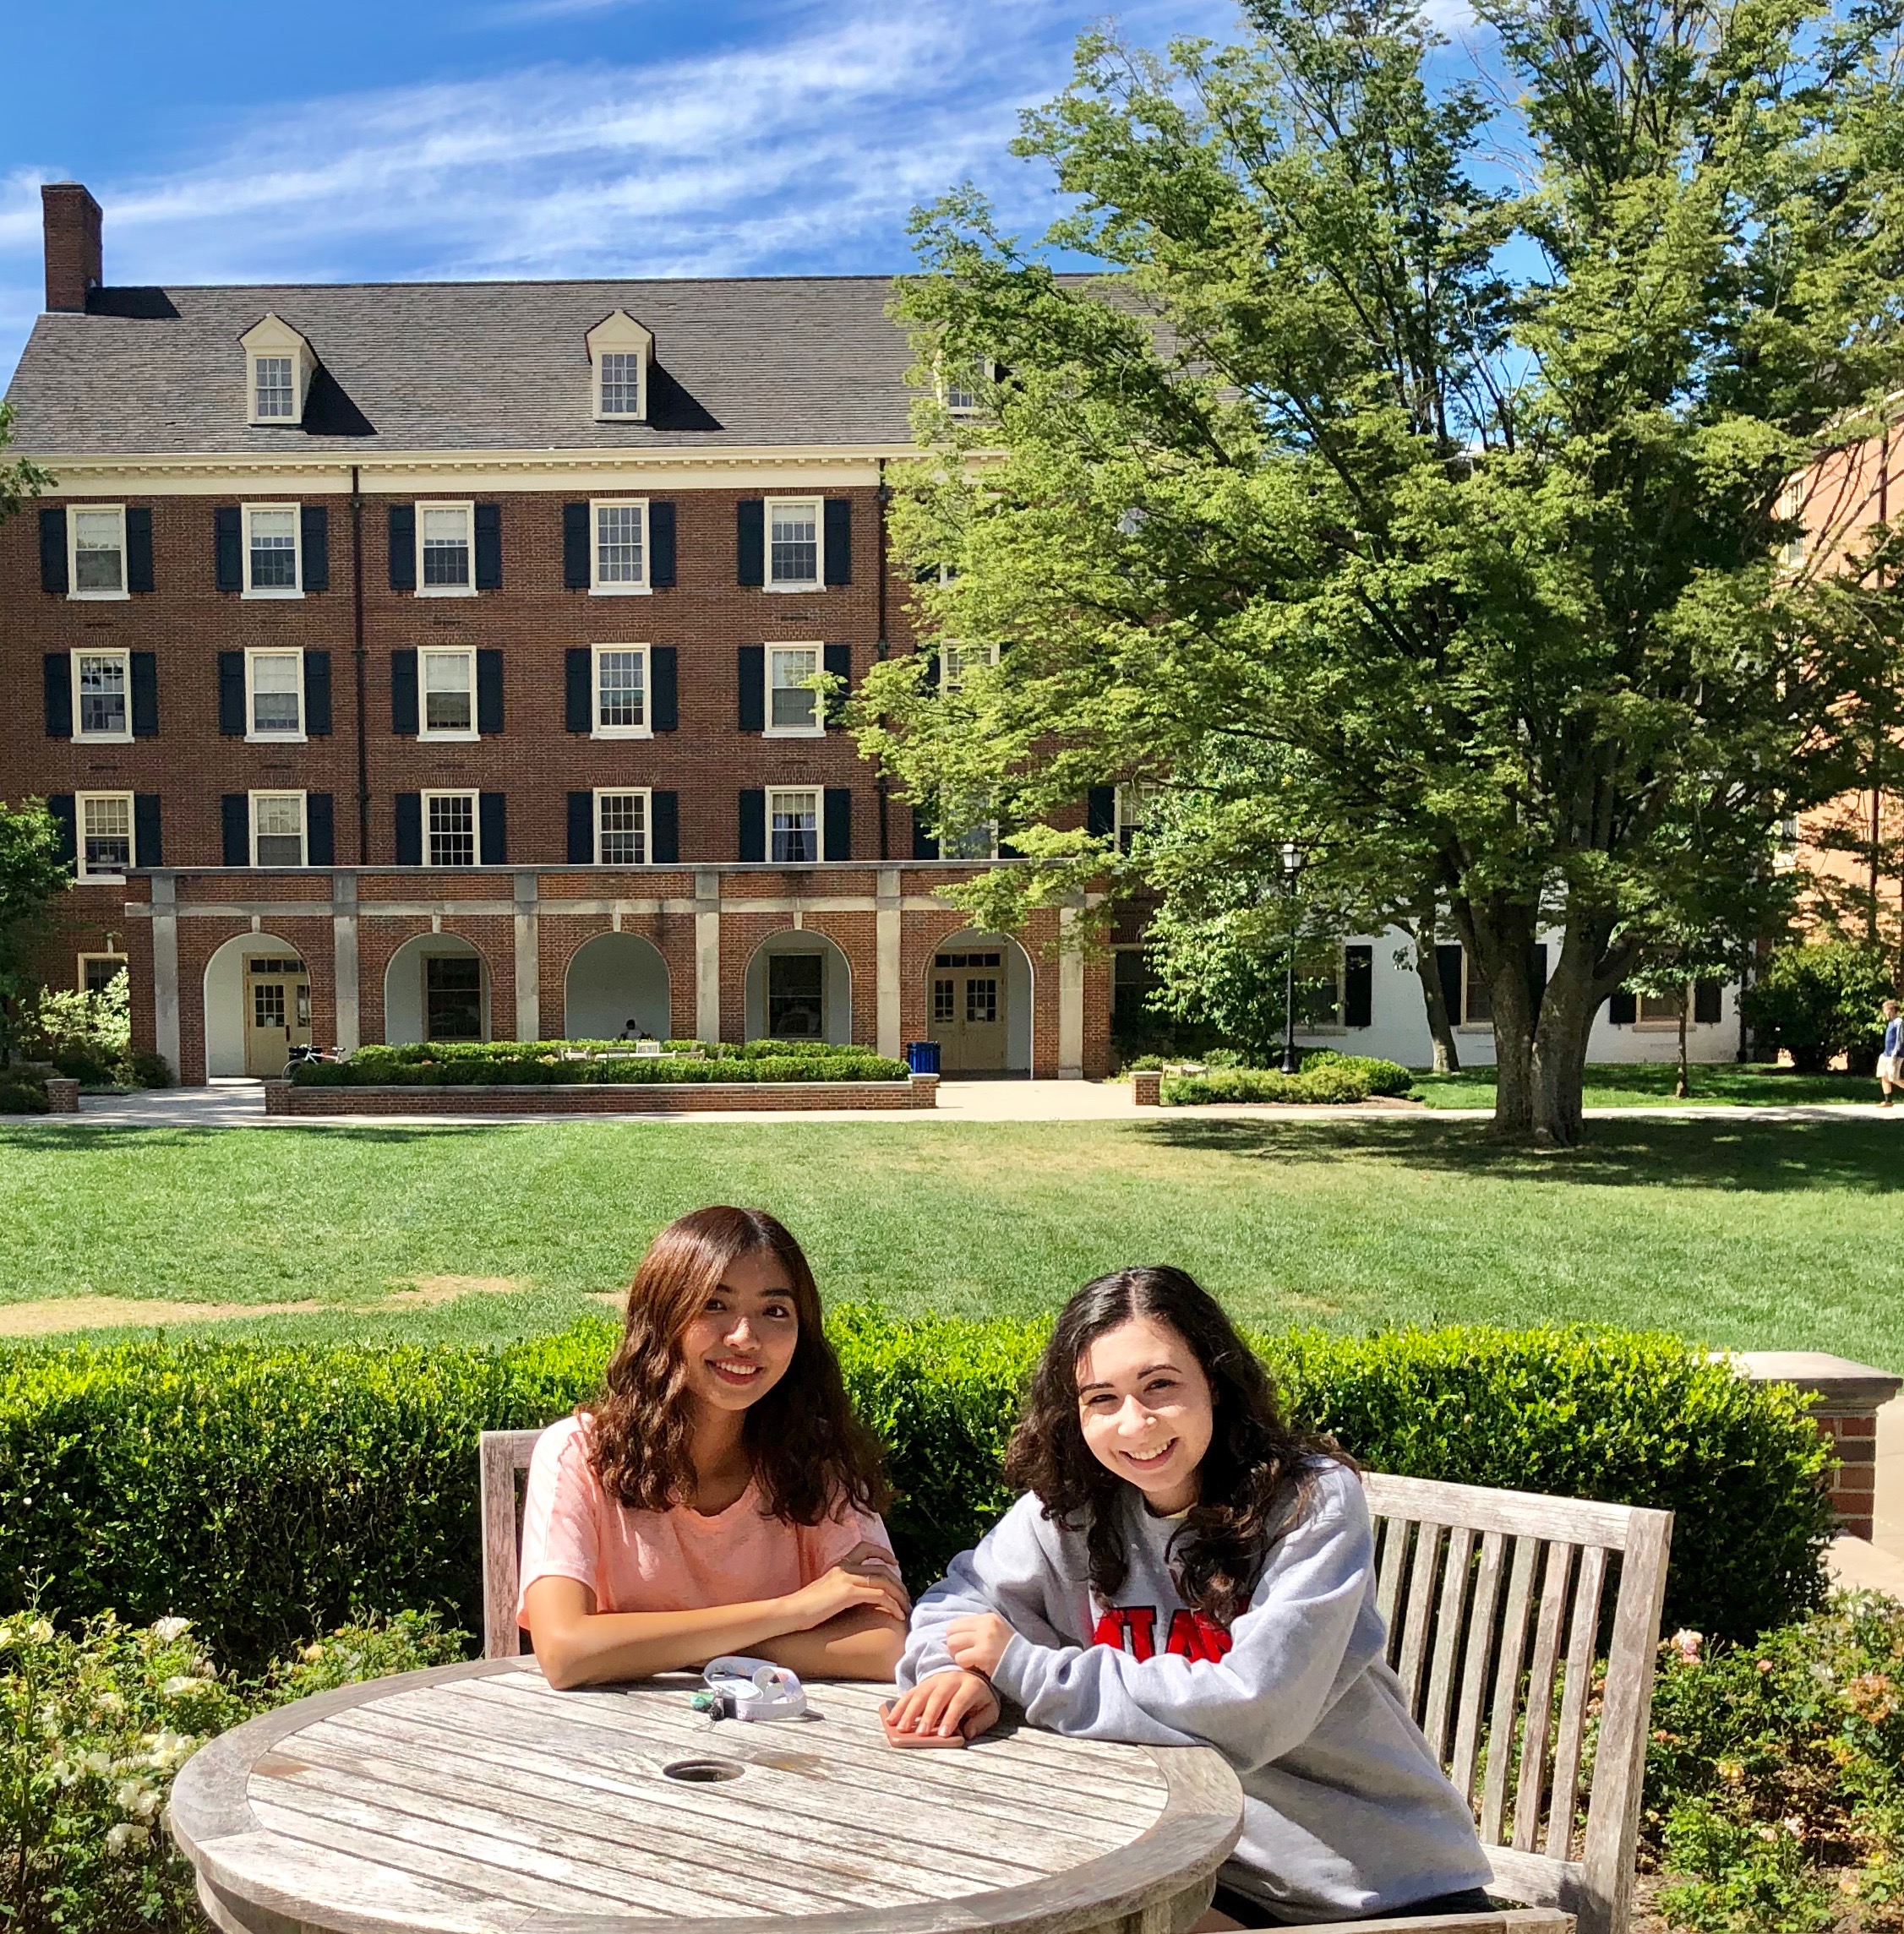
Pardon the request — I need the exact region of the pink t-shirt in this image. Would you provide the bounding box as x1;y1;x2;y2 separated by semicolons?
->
516;1414;894;1627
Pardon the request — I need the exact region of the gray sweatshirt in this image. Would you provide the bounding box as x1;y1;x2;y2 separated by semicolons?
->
898;1462;1492;1925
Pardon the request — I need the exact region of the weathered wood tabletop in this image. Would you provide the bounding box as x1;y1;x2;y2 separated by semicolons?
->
168;1658;1243;1934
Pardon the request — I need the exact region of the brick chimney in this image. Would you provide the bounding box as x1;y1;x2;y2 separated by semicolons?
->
41;183;102;313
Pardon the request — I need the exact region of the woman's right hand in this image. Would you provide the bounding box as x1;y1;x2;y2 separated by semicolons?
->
881;1670;1001;1741
780;1543;910;1630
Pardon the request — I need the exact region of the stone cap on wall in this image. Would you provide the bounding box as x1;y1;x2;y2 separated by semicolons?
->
1728;1351;1902;1410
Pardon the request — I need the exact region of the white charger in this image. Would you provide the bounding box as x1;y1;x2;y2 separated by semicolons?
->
702;1656;808;1722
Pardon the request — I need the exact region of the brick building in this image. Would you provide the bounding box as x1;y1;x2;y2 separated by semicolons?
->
1;184;1110;1083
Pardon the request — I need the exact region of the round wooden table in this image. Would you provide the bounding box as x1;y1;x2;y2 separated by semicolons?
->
169;1658;1242;1934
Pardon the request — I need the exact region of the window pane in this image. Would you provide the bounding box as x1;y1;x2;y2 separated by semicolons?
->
248;508;298;588
597;792;647;866
767;953;825;1036
254;794;303;865
600;352;641;414
769;790;818;863
427;794;477;866
423;653;473;731
254;357;295;418
73;511;123;592
421;507;471;587
80;796;132;872
594;504;645;585
425;956;483;1039
77;654;128;735
250;653;302;733
768;501;818;584
596;650;645;729
944;823;996;860
84;956;128;995
769;647;818;730
933;978;955;1022
967;978;999;1023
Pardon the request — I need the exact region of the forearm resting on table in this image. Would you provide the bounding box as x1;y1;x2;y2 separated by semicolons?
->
755;1607;905;1680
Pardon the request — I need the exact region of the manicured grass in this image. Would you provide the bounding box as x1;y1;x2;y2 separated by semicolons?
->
3;1114;1902;1369
1411;1060;1879;1109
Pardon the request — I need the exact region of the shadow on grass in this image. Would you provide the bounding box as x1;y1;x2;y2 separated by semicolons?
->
0;1123;505;1153
1132;1113;1904;1192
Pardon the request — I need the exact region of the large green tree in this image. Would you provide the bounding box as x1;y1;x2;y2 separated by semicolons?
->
853;0;1904;1141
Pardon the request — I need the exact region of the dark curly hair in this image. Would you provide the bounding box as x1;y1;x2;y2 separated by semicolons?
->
1005;1266;1345;1627
587;1205;890;1523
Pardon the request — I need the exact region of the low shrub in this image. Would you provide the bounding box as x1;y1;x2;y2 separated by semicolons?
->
1163;1052;1414;1104
1741;934;1895;1075
125;1052;172;1091
0;1317;1827;1670
0;1074;49;1115
292;1039;910;1087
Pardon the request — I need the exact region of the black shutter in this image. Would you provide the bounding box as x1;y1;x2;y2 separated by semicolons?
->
130;653;158;737
218;652;247;736
912;808;939;860
1694;978;1722;1025
1344;944;1374;1029
1087;786;1116;839
388;505;416;591
736;500;765;586
922;648;941;691
476;650;504;735
1437;944;1465;1026
47;794;76;869
479;793;507;864
822;643;850;727
222;794;250;867
304;651;332;735
43;656;71;738
40;508;68;593
563;502;590;589
565;649;592;733
652;791;679;864
824;788;852;862
568;792;594;863
649;500;676;587
214;506;243;591
823;498;852;586
651;647;678;732
133;795;162;869
737;645;766;732
739;789;767;862
474;503;502;590
391;651;419;735
396;793;423;866
1608;984;1637;1025
124;508;154;593
998;832;1022;859
301;505;329;591
307;793;336;866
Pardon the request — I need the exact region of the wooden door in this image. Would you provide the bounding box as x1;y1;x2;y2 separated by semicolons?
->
930;948;1008;1072
243;957;310;1076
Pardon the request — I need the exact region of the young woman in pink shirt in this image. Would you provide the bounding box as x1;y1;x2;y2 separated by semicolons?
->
518;1204;909;1687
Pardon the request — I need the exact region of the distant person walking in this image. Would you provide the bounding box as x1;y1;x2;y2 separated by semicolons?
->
1881;1000;1904;1109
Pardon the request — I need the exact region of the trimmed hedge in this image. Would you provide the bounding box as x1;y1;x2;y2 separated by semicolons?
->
1164;1053;1414;1103
294;1039;911;1087
0;1317;1829;1670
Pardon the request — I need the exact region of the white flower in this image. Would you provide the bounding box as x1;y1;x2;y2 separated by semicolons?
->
92;1690;126;1717
27;1618;53;1643
104;1822;150;1856
150;1617;191;1643
113;1779;161;1818
160;1675;199;1699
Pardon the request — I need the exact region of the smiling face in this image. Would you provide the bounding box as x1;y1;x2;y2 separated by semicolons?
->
677;1245;801;1419
1075;1315;1216;1517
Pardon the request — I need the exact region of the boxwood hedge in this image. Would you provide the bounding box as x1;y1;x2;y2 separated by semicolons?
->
0;1316;1828;1670
293;1040;912;1086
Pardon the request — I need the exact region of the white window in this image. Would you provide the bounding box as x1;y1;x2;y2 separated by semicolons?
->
254;357;296;420
599;354;642;417
592;645;649;738
941;357;992;414
72;650;131;741
246;649;305;740
766;497;821;589
1115;782;1156;854
76;793;134;880
587;310;652;422
941;640;996;691
78;952;128;994
591;499;648;593
767;645;823;735
423;791;480;867
767;787;820;864
419;649;477;738
68;506;128;600
243;503;302;596
416;503;474;595
242;315;314;427
942;820;1000;860
250;793;308;868
595;789;651;866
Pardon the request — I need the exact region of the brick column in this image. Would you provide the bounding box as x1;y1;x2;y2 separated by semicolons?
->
1732;1352;1901;1540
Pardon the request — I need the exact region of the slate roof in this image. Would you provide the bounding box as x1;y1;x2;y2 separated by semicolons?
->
3;275;924;456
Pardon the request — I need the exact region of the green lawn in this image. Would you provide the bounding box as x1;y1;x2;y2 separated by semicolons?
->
3;1114;1902;1370
1412;1060;1879;1109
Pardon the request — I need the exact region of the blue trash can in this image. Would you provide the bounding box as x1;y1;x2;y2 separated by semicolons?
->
905;1040;941;1075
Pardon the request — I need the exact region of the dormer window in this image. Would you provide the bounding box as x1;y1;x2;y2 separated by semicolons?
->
255;358;295;419
240;314;315;428
586;310;652;422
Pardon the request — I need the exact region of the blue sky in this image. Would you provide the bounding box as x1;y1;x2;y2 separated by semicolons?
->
0;0;1251;388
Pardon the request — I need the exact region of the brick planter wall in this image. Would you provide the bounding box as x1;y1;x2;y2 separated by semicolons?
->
1732;1352;1901;1540
264;1076;936;1116
43;1078;79;1113
1132;1071;1162;1106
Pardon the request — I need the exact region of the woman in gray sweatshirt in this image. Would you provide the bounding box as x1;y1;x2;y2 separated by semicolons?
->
886;1267;1494;1927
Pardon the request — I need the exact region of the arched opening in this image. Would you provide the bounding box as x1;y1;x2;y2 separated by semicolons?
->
563;933;672;1042
925;930;1034;1076
383;933;491;1046
743;932;854;1046
202;933;311;1081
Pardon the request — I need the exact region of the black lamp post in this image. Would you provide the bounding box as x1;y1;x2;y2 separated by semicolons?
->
1279;840;1307;1076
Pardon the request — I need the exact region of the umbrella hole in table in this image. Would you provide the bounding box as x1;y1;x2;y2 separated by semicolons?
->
663;1757;747;1784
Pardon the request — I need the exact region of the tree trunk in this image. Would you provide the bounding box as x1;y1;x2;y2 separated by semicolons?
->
1406;906;1459;1073
1528;929;1612;1146
1676;998;1690;1100
1470;913;1536;1138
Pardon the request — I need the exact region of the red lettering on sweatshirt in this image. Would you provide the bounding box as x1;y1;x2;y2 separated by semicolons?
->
1091;1605;1234;1663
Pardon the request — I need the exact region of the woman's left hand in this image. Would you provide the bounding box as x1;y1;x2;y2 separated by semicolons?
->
944;1612;1015;1677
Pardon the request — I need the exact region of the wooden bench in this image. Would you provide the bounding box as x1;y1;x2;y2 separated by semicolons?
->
479;1432;1671;1934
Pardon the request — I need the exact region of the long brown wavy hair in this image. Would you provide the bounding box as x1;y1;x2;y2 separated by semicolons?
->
1005;1267;1345;1627
586;1205;890;1523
